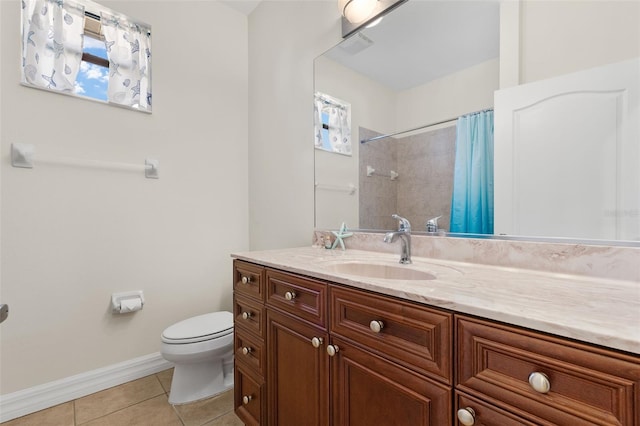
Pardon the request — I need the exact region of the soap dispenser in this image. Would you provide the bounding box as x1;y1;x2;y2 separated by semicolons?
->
426;216;442;233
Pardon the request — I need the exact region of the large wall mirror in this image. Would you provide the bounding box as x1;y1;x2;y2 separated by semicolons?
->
314;0;640;246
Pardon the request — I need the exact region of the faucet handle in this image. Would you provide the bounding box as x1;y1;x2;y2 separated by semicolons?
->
392;214;411;232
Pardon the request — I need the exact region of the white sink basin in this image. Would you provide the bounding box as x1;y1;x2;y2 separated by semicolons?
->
326;262;436;281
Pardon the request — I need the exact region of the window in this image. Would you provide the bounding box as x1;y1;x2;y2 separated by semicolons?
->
314;92;352;155
75;14;108;102
21;0;152;112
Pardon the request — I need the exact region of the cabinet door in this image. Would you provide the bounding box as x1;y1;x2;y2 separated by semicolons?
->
267;309;329;426
330;336;451;426
235;364;266;426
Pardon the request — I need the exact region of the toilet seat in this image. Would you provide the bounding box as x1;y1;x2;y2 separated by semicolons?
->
162;312;233;344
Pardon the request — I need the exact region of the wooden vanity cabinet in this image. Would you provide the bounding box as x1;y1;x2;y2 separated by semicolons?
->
265;269;330;426
233;262;453;425
233;260;267;426
329;285;453;425
233;261;640;425
456;315;640;426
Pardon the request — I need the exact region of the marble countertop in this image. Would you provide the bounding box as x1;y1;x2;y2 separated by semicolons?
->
232;246;640;355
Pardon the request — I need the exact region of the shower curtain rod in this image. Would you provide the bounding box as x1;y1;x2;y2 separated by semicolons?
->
360;108;493;144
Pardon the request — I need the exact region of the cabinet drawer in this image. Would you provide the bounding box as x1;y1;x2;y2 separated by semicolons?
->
233;260;265;302
457;315;640;426
330;285;452;384
234;328;265;376
234;295;265;338
234;365;265;426
266;269;327;328
455;391;539;426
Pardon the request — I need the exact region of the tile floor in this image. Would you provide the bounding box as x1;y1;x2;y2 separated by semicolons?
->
1;369;244;426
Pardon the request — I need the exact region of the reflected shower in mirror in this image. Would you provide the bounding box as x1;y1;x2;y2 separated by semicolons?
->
21;0;152;112
314;0;499;231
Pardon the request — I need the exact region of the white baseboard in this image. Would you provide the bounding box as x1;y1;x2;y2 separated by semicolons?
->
0;352;173;423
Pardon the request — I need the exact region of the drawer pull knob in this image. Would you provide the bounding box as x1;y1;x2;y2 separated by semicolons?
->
242;346;252;355
311;337;323;348
326;344;339;357
242;395;253;405
457;407;476;425
241;276;251;284
528;372;551;394
284;291;296;301
241;311;253;320
369;320;384;333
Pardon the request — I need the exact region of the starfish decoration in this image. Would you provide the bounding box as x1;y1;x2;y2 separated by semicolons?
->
331;222;353;251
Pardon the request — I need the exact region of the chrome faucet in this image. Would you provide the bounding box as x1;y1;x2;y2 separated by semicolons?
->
384;214;412;264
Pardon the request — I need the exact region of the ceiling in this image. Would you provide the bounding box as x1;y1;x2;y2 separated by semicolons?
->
221;0;263;16
324;0;500;91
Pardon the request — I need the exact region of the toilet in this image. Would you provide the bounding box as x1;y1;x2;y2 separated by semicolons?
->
160;311;234;405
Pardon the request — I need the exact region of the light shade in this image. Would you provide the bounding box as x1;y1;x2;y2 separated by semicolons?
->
338;0;377;24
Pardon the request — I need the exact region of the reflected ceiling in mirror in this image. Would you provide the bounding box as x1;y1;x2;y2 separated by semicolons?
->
327;0;499;92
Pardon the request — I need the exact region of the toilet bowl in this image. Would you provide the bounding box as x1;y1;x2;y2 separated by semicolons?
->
160;311;234;404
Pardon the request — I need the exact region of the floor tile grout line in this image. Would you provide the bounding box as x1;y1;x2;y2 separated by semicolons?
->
74;392;168;426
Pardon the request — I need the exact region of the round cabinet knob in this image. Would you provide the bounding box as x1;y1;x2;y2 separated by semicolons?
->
284;291;296;301
528;372;551;394
241;311;252;320
241;276;251;284
311;337;323;348
456;407;476;426
369;320;384;333
242;346;252;355
326;344;339;357
242;395;253;405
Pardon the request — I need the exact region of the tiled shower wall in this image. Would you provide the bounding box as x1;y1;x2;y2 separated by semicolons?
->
359;125;457;231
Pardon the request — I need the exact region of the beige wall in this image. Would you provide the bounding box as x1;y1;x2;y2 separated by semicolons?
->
0;1;248;394
247;1;340;250
314;55;397;229
520;0;640;83
396;58;499;130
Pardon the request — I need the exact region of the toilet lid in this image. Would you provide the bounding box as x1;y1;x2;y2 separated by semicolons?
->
162;311;233;344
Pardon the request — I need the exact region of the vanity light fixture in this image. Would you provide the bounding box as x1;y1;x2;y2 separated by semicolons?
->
340;0;407;38
339;0;377;24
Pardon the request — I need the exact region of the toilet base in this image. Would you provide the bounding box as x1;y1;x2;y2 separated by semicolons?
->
168;360;234;405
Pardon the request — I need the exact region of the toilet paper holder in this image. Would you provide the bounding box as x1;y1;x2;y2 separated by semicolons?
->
111;291;145;314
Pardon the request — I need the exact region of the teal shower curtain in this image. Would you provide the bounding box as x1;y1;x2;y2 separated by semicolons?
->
450;110;494;234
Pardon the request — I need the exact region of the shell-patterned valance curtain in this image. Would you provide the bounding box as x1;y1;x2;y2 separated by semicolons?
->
101;12;152;112
314;92;351;155
21;0;85;93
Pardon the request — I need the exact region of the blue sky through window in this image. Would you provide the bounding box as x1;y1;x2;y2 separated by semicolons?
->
320;111;331;151
75;35;108;102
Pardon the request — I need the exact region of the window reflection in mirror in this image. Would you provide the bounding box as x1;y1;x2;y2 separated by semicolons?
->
21;0;152;112
314;92;352;156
